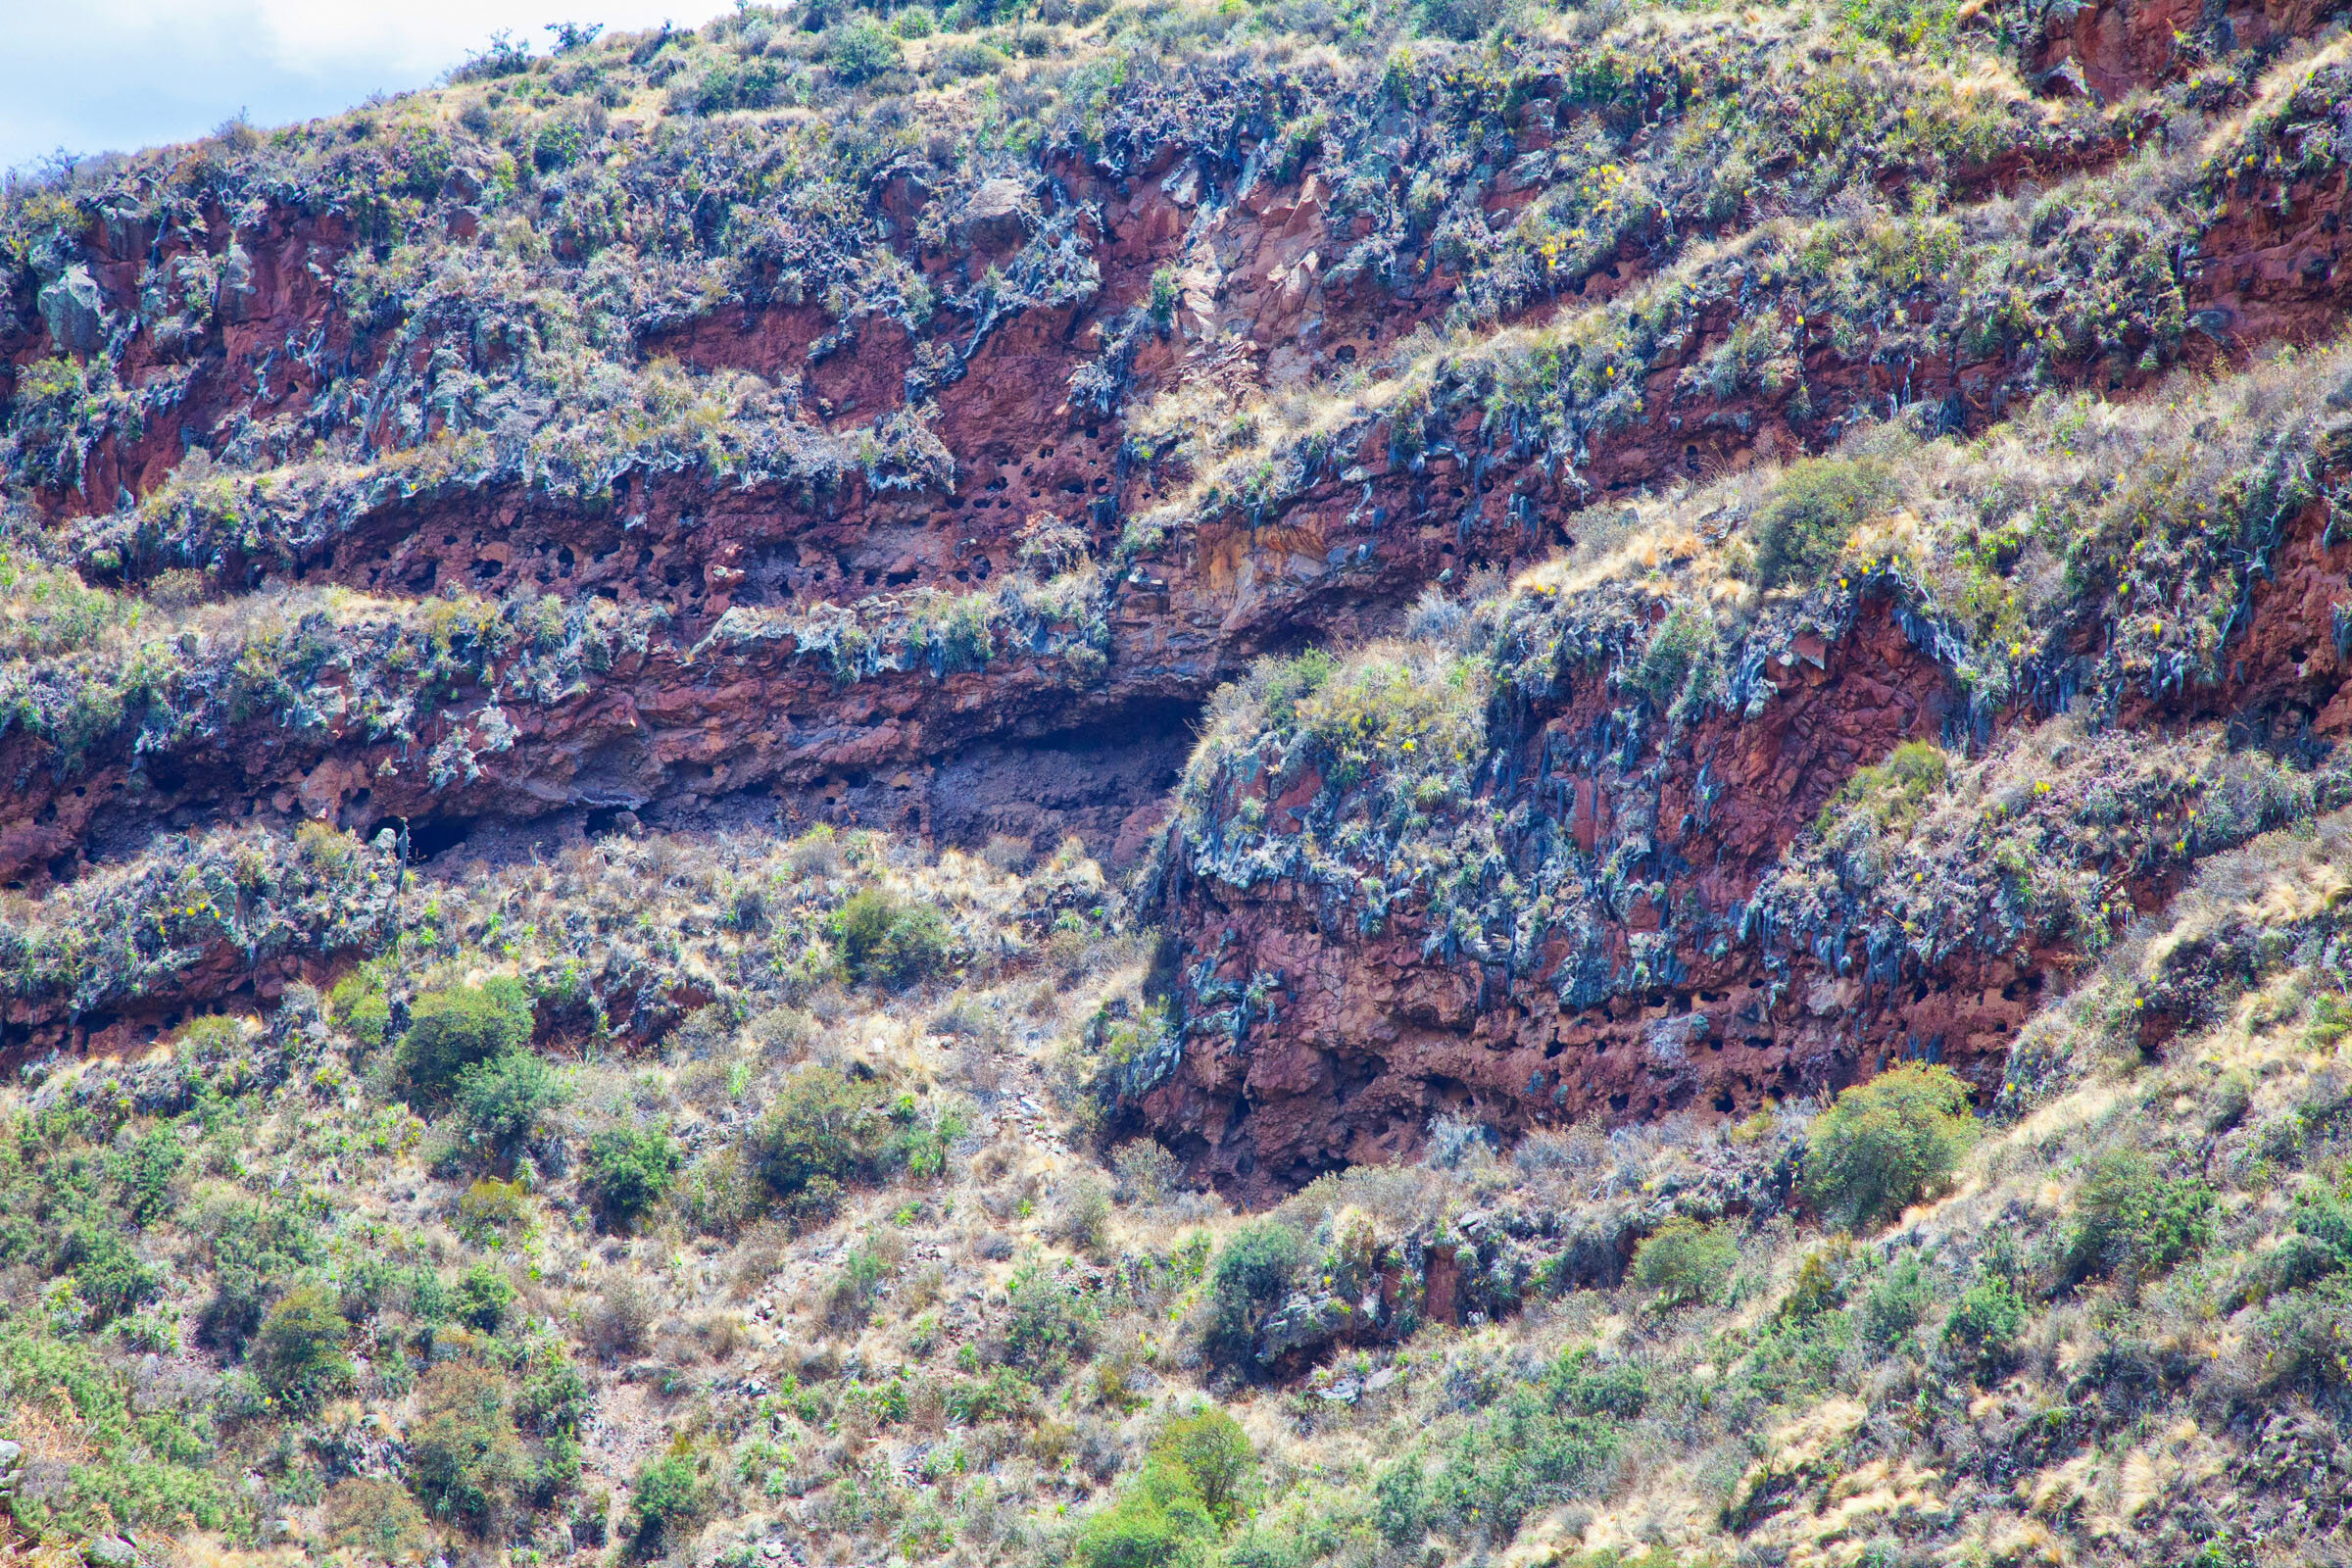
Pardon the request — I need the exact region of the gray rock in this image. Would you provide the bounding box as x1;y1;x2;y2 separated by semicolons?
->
37;265;104;357
86;1536;139;1568
216;243;257;324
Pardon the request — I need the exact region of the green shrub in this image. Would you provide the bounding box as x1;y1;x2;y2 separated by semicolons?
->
400;977;535;1102
1859;1253;1934;1347
455;1262;515;1332
1750;457;1891;589
251;1283;353;1413
455;1177;535;1248
1003;1258;1100;1377
67;1224;160;1324
113;1123;185;1225
825;1235;899;1329
1147;266;1181;325
324;1476;431;1560
1799;1063;1979;1231
454;1049;570;1159
582;1125;682;1227
1146;1405;1257;1527
408;1363;527;1533
629;1450;707;1557
1630;1217;1738;1308
1417;0;1508;41
1374;1458;1427;1544
833;890;952;988
1633;603;1718;710
1822;740;1949;835
1941;1276;2027;1379
1424;1348;1645;1538
330;967;392;1049
1077;1475;1214;1568
1076;1405;1254;1568
749;1066;903;1212
2248;1274;2352;1401
199;1197;325;1353
2063;1151;2216;1286
1204;1221;1301;1365
826;18;904;82
514;1339;592;1439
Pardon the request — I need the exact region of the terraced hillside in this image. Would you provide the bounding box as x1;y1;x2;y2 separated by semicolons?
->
4;1;2352;1566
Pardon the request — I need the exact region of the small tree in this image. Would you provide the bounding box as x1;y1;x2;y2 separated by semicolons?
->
1146;1405;1258;1528
825;18;904;83
253;1284;353;1413
1204;1221;1300;1366
582;1126;682;1227
2063;1151;2215;1286
832;890;951;988
330;967;392;1048
1076;1405;1254;1568
401;978;535;1102
629;1450;707;1557
455;1262;516;1333
1630;1216;1738;1308
1800;1063;1979;1232
455;1050;570;1161
1003;1258;1100;1377
1749;457;1891;589
1941;1276;2026;1380
409;1363;527;1533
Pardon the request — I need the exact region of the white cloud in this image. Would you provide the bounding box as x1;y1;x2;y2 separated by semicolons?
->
0;0;731;171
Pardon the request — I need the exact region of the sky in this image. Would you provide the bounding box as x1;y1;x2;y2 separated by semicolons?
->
0;0;735;173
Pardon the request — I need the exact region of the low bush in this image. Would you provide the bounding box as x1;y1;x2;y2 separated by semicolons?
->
1941;1276;2027;1379
1420;1349;1646;1540
408;1363;526;1533
251;1283;352;1413
1204;1220;1301;1366
323;1476;431;1560
1630;1217;1738;1308
1003;1258;1100;1377
582;1125;682;1227
400;977;535;1102
455;1262;516;1333
1860;1253;1934;1347
330;967;392;1049
1749;457;1892;589
1800;1063;1979;1232
66;1225;160;1324
1632;603;1718;710
2063;1151;2216;1286
1822;740;1949;835
113;1123;184;1225
1076;1405;1255;1568
825;18;904;82
199;1197;325;1353
748;1066;906;1214
454;1049;570;1161
585;1277;654;1363
833;889;952;988
455;1178;534;1248
629;1449;707;1557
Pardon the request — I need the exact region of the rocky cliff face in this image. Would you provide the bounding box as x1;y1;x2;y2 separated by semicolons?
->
3;0;2351;1169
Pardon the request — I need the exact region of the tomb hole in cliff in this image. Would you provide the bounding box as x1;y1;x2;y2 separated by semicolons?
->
917;697;1204;867
403;814;476;861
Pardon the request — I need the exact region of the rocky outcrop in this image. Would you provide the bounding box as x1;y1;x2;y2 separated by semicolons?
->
2;9;2350;1172
1142;367;2352;1197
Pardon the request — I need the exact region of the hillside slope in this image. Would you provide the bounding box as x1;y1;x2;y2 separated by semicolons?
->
4;1;2352;1567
